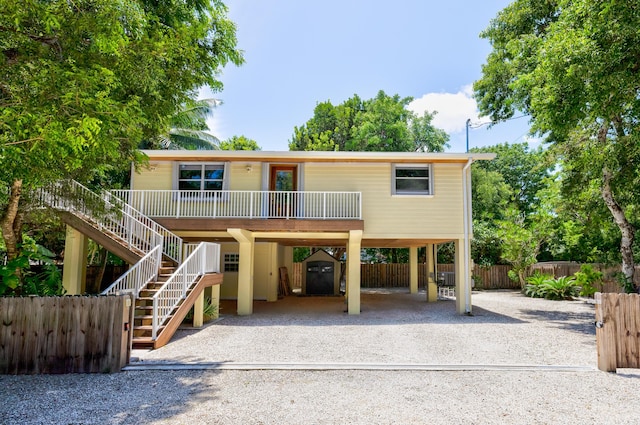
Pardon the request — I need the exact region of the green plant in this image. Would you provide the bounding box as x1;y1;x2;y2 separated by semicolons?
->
616;273;636;294
184;297;218;323
574;264;603;297
538;276;580;300
0;237;64;296
524;272;579;300
524;271;553;298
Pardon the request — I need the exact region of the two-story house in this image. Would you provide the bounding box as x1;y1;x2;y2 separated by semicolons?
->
109;150;494;316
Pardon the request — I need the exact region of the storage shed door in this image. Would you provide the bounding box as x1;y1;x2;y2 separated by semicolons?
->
306;261;334;295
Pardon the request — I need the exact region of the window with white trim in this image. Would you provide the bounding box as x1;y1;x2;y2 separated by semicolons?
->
224;253;239;272
177;163;225;191
392;164;432;195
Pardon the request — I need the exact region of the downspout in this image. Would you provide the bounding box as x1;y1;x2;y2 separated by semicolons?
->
462;158;473;314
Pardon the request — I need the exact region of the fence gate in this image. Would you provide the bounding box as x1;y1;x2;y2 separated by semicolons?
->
595;292;640;372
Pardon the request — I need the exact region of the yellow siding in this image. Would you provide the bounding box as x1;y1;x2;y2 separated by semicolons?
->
219;242;274;301
229;162;262;190
132;161;172;190
304;163;464;239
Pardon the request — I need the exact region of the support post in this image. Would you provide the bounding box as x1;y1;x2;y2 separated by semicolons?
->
62;225;88;295
193;291;204;328
409;246;418;294
346;230;362;315
426;244;438;302
454;238;471;314
210;284;221;320
228;228;255;316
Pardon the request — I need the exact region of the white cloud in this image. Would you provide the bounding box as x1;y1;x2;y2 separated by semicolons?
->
408;85;488;134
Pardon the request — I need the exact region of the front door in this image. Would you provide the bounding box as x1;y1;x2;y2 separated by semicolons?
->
269;165;297;217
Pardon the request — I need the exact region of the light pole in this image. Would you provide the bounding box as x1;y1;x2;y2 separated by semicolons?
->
465;118;471;152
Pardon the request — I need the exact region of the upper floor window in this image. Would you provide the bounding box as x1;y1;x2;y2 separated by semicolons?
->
392;164;432;195
177;163;226;191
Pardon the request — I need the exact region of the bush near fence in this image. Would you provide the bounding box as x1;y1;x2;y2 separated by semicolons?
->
290;262;628;292
0;295;132;374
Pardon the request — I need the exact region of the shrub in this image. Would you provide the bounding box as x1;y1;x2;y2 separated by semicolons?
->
524;271;553;298
574;264;603;297
524;272;579;300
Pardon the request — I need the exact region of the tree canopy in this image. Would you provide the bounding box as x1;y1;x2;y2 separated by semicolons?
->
289;90;449;152
220;135;261;150
0;0;243;284
474;0;640;288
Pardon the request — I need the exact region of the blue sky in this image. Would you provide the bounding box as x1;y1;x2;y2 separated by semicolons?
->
202;0;533;152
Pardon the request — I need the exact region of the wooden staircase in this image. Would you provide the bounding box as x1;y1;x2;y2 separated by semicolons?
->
132;260;223;349
41;180;222;350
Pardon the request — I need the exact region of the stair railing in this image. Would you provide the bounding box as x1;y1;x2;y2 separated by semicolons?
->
104;192;182;263
39;180;163;255
151;242;220;340
102;245;163;296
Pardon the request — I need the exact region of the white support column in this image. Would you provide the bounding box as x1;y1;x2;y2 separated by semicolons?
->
62;225;88;295
346;230;362;315
426;244;438;302
409;246;418;294
454;238;472;314
228;228;255;316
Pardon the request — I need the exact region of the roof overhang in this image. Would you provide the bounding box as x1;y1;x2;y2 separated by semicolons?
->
140;150;496;163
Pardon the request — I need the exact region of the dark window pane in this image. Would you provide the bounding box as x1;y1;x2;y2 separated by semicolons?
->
396;179;429;192
179;180;201;190
180;170;201;180
204;181;223;190
396;168;428;178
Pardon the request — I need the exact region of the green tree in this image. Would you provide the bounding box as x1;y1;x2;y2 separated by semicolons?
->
0;0;243;277
220;135;261;150
142;98;222;150
474;0;640;289
290;90;449;152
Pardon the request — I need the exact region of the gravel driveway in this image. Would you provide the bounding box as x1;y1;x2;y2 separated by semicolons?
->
2;290;639;424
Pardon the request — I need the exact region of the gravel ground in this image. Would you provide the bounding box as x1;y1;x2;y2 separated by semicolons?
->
2;290;640;425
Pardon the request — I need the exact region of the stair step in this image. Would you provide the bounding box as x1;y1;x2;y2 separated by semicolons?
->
132;337;155;349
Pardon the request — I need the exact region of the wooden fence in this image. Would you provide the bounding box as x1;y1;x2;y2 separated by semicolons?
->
290;263;517;289
595;293;640;372
0;295;132;374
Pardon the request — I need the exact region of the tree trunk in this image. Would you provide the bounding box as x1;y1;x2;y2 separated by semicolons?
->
1;179;23;262
601;167;637;291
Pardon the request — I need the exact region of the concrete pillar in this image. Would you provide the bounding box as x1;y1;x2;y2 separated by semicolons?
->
409;246;418;294
454;238;471;314
228;228;255;316
210;284;221;319
346;230;362;315
62;225;88;295
426;244;438;302
193;290;204;327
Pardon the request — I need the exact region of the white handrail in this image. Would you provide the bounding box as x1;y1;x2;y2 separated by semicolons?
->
104;192;183;263
101;245;163;296
110;190;362;220
151;242;220;340
39;181;163;255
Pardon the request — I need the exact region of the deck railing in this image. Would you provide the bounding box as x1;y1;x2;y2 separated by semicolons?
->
102;245;163;296
152;242;220;340
111;190;362;220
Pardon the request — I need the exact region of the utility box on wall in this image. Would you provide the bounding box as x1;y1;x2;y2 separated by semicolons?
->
301;249;341;295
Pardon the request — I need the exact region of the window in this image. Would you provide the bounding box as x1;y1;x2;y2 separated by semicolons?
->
178;163;225;191
392;164;432;195
224;253;239;272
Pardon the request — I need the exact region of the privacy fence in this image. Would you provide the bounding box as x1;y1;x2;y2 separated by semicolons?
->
291;263;517;289
291;262;630;291
595;293;640;372
0;295;132;374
